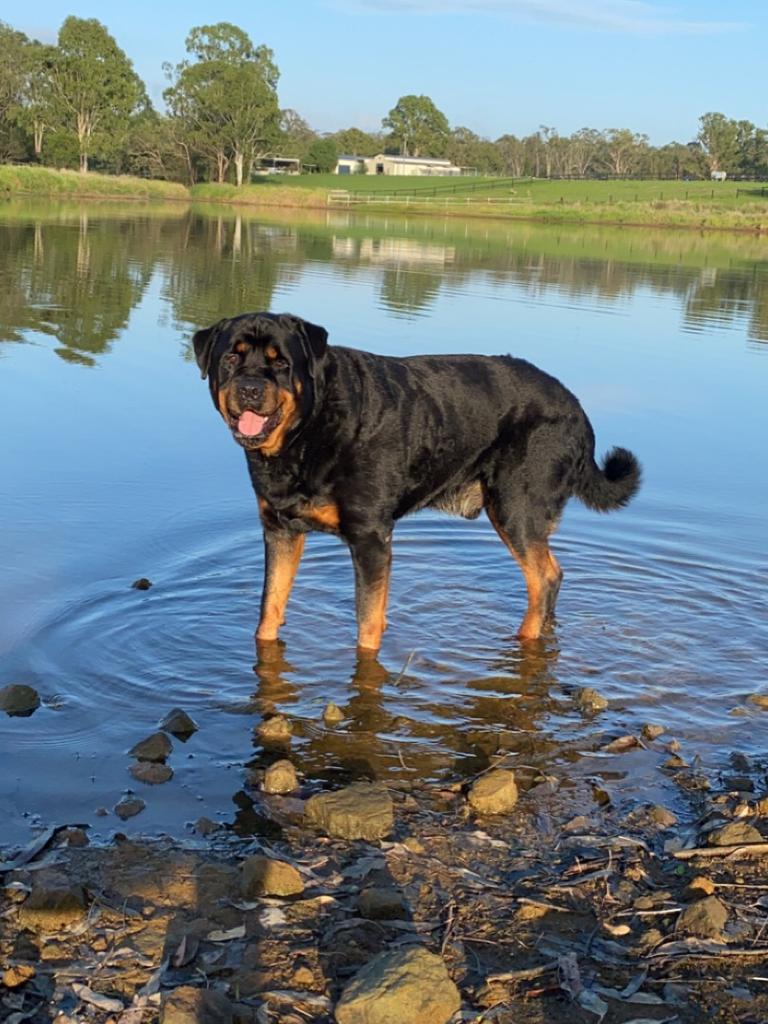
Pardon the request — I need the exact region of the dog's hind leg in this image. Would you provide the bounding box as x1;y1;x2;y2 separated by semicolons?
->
486;502;563;641
257;528;305;642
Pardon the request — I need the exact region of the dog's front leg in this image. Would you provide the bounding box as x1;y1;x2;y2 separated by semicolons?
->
257;527;305;642
348;527;393;652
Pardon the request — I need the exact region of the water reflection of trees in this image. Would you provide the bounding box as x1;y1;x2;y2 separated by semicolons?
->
2;208;768;363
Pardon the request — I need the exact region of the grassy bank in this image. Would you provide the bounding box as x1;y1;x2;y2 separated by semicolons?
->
3;165;767;230
0;165;189;201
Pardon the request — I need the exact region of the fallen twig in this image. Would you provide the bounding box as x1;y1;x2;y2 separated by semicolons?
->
672;843;768;860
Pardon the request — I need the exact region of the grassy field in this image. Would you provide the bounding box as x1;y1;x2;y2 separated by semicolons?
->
2;164;767;230
191;174;768;230
0;165;189;201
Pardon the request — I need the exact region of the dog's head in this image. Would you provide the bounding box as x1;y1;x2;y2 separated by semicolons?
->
193;312;328;455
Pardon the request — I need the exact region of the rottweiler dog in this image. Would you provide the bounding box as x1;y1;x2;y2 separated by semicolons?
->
194;312;640;651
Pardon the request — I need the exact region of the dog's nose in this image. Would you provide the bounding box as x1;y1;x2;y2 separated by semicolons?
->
236;378;264;405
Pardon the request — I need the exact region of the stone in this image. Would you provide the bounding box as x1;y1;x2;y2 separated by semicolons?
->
256;715;292;744
17;874;86;929
263;759;299;794
357;886;409;920
678;896;729;938
160;985;233;1024
130;762;173;784
305;782;394;841
576;687;608;713
747;693;768;710
467;769;518;815
159;708;199;737
129;731;172;762
62;827;89;847
686;875;716;898
641;723;665;740
335;946;460;1024
708;821;763;846
241;855;304;897
3;964;36;988
0;683;40;716
114;796;146;820
648;805;677;828
131;577;153;590
323;701;345;724
194;816;220;836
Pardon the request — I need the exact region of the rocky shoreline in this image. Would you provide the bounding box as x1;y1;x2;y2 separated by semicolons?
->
3;712;768;1024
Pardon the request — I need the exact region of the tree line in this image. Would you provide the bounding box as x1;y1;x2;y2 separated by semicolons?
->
1;17;766;183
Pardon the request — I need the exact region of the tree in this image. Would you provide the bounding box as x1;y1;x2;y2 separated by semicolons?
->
164;23;280;186
330;126;381;158
306;137;337;173
46;17;146;173
698;112;740;175
382;95;449;158
0;21;27;121
495;134;526;177
14;40;56;159
603;128;648;177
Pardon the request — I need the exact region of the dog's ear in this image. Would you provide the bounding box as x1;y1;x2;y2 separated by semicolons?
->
302;319;328;361
193;323;220;380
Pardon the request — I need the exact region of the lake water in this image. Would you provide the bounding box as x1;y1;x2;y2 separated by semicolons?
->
1;200;767;847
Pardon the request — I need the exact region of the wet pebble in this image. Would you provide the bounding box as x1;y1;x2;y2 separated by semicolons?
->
194;816;220;836
129;762;173;785
575;687;608;713
747;693;768;710
0;683;40;717
648;804;678;828
256;714;292;745
323;700;345;724
708;821;763;846
114;796;146;821
131;577;153;590
129;731;172;763
641;722;665;740
467;769;518;815
263;759;298;794
159;707;199;738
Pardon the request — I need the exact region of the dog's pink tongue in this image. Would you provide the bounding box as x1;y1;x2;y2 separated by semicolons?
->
237;411;268;436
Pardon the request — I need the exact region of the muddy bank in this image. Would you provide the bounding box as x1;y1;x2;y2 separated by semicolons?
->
3;736;768;1024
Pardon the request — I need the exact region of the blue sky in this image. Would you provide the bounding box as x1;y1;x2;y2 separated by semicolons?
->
6;0;766;144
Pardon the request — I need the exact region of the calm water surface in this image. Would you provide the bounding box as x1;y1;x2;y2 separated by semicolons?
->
1;200;767;847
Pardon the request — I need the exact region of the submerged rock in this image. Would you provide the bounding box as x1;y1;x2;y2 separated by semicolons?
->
335;946;460;1024
256;714;293;745
305;782;393;840
241;855;304;897
263;759;299;794
0;683;41;717
131;577;153;590
467;769;518;815
129;731;172;763
323;701;345;724
576;687;608;713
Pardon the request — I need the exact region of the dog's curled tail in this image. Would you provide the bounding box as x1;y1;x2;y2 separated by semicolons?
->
576;446;642;512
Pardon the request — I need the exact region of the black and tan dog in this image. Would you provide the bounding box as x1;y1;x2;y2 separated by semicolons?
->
194;312;641;651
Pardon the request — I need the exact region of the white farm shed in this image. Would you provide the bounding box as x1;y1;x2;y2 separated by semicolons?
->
365;154;461;176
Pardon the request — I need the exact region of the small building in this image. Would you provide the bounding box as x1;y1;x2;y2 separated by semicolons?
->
366;154;461;177
253;156;302;176
336;154;367;175
334;153;463;177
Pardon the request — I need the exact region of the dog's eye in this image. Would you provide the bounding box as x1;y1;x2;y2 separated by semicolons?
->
222;353;240;368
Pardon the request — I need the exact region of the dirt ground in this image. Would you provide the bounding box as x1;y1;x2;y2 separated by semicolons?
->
2;736;768;1024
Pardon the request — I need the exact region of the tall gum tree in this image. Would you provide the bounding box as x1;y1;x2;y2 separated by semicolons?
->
382;95;450;158
165;23;280;186
48;17;146;173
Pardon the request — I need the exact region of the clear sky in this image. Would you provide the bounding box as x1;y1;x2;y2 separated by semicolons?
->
6;0;766;145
